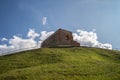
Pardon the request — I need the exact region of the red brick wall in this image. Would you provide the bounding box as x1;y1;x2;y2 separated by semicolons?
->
41;29;80;48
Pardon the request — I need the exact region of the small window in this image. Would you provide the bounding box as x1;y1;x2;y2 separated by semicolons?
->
65;35;69;40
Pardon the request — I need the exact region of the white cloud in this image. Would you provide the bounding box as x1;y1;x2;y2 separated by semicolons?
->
0;44;15;55
9;36;37;49
73;29;112;50
38;41;43;48
1;37;8;41
27;28;40;39
0;36;37;55
42;17;47;25
0;29;40;55
40;31;54;41
97;43;112;49
0;44;7;49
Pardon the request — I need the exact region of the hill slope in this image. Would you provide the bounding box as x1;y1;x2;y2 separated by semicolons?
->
0;47;120;80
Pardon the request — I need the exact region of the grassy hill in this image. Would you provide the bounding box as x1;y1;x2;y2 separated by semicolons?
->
0;47;120;80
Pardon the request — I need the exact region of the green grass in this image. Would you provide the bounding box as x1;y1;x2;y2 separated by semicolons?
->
0;47;120;80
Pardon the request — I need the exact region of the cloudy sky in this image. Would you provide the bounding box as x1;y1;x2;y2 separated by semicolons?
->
0;0;120;55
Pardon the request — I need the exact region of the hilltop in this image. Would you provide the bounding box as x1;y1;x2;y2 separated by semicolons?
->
0;47;120;80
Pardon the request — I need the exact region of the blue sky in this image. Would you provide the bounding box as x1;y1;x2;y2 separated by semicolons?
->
0;0;120;50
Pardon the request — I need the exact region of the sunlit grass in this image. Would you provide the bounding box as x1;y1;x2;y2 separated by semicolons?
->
0;47;120;80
